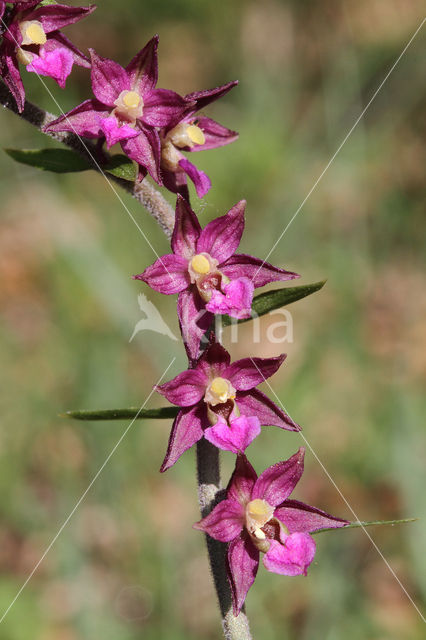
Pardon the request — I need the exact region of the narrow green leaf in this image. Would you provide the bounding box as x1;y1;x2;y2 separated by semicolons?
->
5;148;91;173
63;406;179;421
104;154;137;182
312;518;418;534
221;280;326;327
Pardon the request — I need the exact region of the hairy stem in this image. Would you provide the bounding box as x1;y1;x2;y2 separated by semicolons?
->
1;80;252;639
197;440;253;640
0;81;175;237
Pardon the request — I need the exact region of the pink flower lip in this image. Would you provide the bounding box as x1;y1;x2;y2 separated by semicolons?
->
206;277;254;319
27;46;74;88
204;415;261;454
97;114;139;148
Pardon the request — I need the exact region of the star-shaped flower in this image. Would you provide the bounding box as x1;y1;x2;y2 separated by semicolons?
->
0;1;95;111
156;342;299;471
45;36;190;184
194;449;350;614
160;81;239;199
134;196;299;360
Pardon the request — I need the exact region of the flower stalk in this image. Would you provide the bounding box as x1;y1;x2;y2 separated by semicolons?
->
197;439;253;640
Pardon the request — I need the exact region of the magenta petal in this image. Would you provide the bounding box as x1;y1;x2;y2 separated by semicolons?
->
89;49;130;106
171;195;201;260
98;115;139;148
143;88;189;127
178;157;211;199
1;46;25;112
44;99;108;137
177;288;213;363
133;253;189;295
185;80;238;112
204;415;261;454
236;389;300;432
155;368;207;407
252;448;305;506
160;405;205;472
221;254;300;288
226;454;258;506
197;200;246;264
121;125;162;184
193;499;244;542
224;354;286;391
126;35;159;96
27;47;73;88
263;534;316;576
136;164;148;182
227;532;259;616
162;169;190;201
189;116;239;152
3;20;21;47
43;32;90;68
206;277;253;319
27;4;96;33
198;342;231;378
274;499;350;534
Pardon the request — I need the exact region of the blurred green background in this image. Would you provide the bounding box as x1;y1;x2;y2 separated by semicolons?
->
0;1;425;638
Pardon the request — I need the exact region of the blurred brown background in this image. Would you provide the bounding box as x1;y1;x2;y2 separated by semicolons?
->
0;1;425;638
